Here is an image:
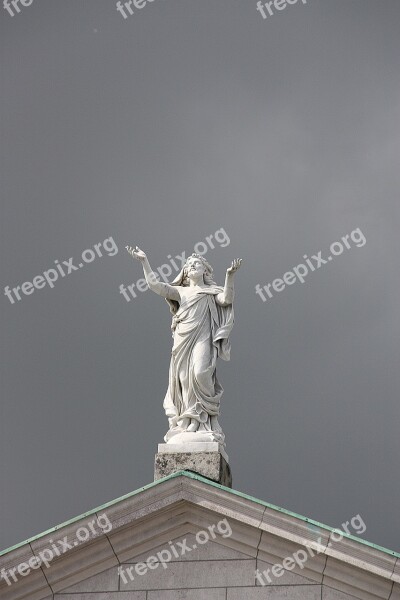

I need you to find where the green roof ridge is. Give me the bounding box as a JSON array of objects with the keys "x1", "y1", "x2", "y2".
[{"x1": 1, "y1": 470, "x2": 399, "y2": 560}]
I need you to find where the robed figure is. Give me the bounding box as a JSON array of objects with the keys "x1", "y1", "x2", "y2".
[{"x1": 126, "y1": 247, "x2": 242, "y2": 446}]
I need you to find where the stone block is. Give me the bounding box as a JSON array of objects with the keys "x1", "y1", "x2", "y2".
[
  {"x1": 258, "y1": 529, "x2": 327, "y2": 583},
  {"x1": 55, "y1": 594, "x2": 145, "y2": 600},
  {"x1": 130, "y1": 532, "x2": 252, "y2": 563},
  {"x1": 0, "y1": 544, "x2": 52, "y2": 600},
  {"x1": 57, "y1": 566, "x2": 118, "y2": 593},
  {"x1": 147, "y1": 590, "x2": 226, "y2": 600},
  {"x1": 322, "y1": 586, "x2": 364, "y2": 600},
  {"x1": 392, "y1": 559, "x2": 400, "y2": 584},
  {"x1": 390, "y1": 583, "x2": 400, "y2": 600},
  {"x1": 227, "y1": 585, "x2": 322, "y2": 599},
  {"x1": 158, "y1": 442, "x2": 229, "y2": 463},
  {"x1": 120, "y1": 558, "x2": 255, "y2": 590},
  {"x1": 256, "y1": 558, "x2": 317, "y2": 586},
  {"x1": 323, "y1": 557, "x2": 393, "y2": 600},
  {"x1": 154, "y1": 447, "x2": 232, "y2": 487}
]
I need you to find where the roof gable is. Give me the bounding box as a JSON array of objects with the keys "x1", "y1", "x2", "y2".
[{"x1": 0, "y1": 471, "x2": 399, "y2": 600}]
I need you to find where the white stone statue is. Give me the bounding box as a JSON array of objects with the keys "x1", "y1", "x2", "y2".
[{"x1": 126, "y1": 246, "x2": 242, "y2": 446}]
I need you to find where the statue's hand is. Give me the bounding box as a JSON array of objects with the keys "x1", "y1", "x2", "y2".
[
  {"x1": 227, "y1": 258, "x2": 242, "y2": 274},
  {"x1": 126, "y1": 245, "x2": 147, "y2": 262}
]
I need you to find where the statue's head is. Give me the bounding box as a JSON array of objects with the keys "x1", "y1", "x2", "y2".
[
  {"x1": 166, "y1": 253, "x2": 217, "y2": 314},
  {"x1": 181, "y1": 254, "x2": 214, "y2": 286}
]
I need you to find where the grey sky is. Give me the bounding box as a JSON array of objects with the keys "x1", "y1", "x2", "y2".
[{"x1": 1, "y1": 0, "x2": 399, "y2": 553}]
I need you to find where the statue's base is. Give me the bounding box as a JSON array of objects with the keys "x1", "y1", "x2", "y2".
[
  {"x1": 165, "y1": 430, "x2": 224, "y2": 446},
  {"x1": 154, "y1": 442, "x2": 232, "y2": 488}
]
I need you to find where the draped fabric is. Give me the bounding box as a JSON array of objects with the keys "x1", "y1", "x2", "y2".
[{"x1": 163, "y1": 285, "x2": 234, "y2": 443}]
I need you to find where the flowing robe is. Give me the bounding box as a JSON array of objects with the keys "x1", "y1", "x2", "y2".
[{"x1": 163, "y1": 285, "x2": 234, "y2": 443}]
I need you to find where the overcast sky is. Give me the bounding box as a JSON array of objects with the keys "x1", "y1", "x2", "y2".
[{"x1": 1, "y1": 0, "x2": 399, "y2": 554}]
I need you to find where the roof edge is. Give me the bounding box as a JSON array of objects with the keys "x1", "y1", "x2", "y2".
[{"x1": 1, "y1": 470, "x2": 399, "y2": 560}]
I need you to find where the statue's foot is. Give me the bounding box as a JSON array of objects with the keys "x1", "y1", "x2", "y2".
[{"x1": 187, "y1": 419, "x2": 199, "y2": 432}]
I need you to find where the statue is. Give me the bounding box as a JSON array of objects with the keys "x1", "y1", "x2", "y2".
[{"x1": 126, "y1": 246, "x2": 242, "y2": 447}]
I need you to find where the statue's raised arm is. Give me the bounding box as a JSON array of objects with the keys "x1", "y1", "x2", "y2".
[
  {"x1": 126, "y1": 245, "x2": 180, "y2": 302},
  {"x1": 215, "y1": 258, "x2": 242, "y2": 307}
]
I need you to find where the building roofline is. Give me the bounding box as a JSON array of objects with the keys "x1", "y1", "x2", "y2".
[{"x1": 1, "y1": 470, "x2": 399, "y2": 559}]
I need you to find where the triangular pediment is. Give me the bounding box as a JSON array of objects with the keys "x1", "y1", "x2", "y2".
[{"x1": 0, "y1": 471, "x2": 399, "y2": 600}]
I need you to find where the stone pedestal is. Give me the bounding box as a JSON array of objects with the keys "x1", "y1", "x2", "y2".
[{"x1": 154, "y1": 442, "x2": 232, "y2": 488}]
